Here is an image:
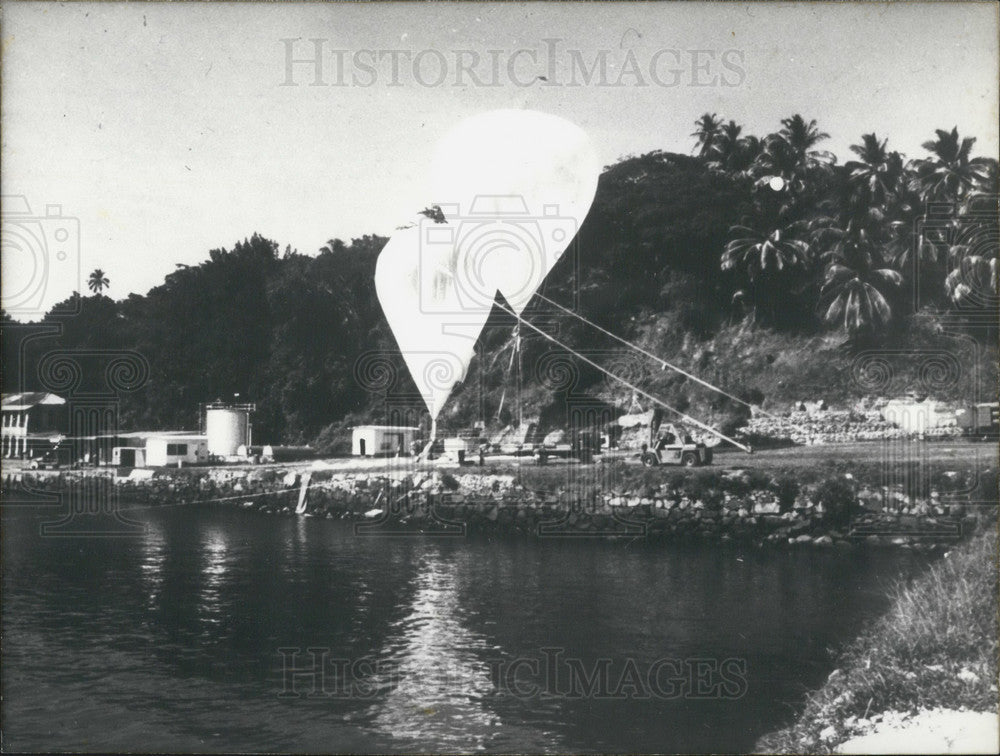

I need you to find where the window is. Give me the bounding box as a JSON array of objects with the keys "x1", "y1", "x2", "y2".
[{"x1": 166, "y1": 443, "x2": 188, "y2": 456}]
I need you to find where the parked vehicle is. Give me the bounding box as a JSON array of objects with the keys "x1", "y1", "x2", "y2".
[
  {"x1": 28, "y1": 449, "x2": 62, "y2": 470},
  {"x1": 957, "y1": 402, "x2": 1000, "y2": 439},
  {"x1": 640, "y1": 423, "x2": 713, "y2": 467}
]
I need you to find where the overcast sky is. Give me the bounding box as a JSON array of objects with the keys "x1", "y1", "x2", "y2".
[{"x1": 2, "y1": 1, "x2": 998, "y2": 318}]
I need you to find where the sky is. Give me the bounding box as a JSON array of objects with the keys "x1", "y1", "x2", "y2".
[{"x1": 2, "y1": 1, "x2": 998, "y2": 319}]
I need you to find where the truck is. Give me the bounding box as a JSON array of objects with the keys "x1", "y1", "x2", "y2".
[
  {"x1": 957, "y1": 402, "x2": 1000, "y2": 439},
  {"x1": 533, "y1": 428, "x2": 602, "y2": 464}
]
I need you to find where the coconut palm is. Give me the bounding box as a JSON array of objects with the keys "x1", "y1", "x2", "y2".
[
  {"x1": 946, "y1": 254, "x2": 998, "y2": 308},
  {"x1": 817, "y1": 232, "x2": 902, "y2": 336},
  {"x1": 845, "y1": 133, "x2": 905, "y2": 216},
  {"x1": 706, "y1": 121, "x2": 762, "y2": 176},
  {"x1": 943, "y1": 165, "x2": 999, "y2": 311},
  {"x1": 883, "y1": 186, "x2": 943, "y2": 269},
  {"x1": 691, "y1": 113, "x2": 723, "y2": 159},
  {"x1": 909, "y1": 127, "x2": 993, "y2": 203},
  {"x1": 754, "y1": 115, "x2": 835, "y2": 194},
  {"x1": 779, "y1": 115, "x2": 832, "y2": 159},
  {"x1": 87, "y1": 268, "x2": 109, "y2": 294},
  {"x1": 722, "y1": 223, "x2": 810, "y2": 322}
]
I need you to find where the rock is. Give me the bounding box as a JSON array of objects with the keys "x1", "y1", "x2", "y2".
[
  {"x1": 957, "y1": 668, "x2": 980, "y2": 684},
  {"x1": 819, "y1": 725, "x2": 838, "y2": 742}
]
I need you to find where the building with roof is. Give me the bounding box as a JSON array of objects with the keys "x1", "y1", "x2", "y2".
[
  {"x1": 351, "y1": 425, "x2": 420, "y2": 456},
  {"x1": 2, "y1": 392, "x2": 67, "y2": 459},
  {"x1": 143, "y1": 434, "x2": 209, "y2": 467}
]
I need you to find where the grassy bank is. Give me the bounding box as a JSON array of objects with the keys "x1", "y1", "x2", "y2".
[{"x1": 756, "y1": 525, "x2": 998, "y2": 753}]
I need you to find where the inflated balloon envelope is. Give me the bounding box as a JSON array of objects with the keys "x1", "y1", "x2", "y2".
[{"x1": 375, "y1": 109, "x2": 600, "y2": 429}]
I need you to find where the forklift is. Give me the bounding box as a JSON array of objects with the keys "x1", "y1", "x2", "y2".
[{"x1": 639, "y1": 410, "x2": 715, "y2": 467}]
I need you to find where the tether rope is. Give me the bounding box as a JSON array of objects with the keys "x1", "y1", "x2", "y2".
[
  {"x1": 492, "y1": 299, "x2": 753, "y2": 452},
  {"x1": 532, "y1": 291, "x2": 777, "y2": 419}
]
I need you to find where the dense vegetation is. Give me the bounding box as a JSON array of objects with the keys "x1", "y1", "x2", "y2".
[{"x1": 3, "y1": 116, "x2": 996, "y2": 447}]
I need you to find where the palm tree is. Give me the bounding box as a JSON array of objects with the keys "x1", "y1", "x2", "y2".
[
  {"x1": 722, "y1": 223, "x2": 810, "y2": 322},
  {"x1": 910, "y1": 127, "x2": 993, "y2": 203},
  {"x1": 779, "y1": 115, "x2": 832, "y2": 161},
  {"x1": 817, "y1": 232, "x2": 902, "y2": 337},
  {"x1": 946, "y1": 254, "x2": 998, "y2": 308},
  {"x1": 691, "y1": 113, "x2": 723, "y2": 159},
  {"x1": 87, "y1": 268, "x2": 109, "y2": 294},
  {"x1": 754, "y1": 115, "x2": 835, "y2": 194},
  {"x1": 706, "y1": 121, "x2": 761, "y2": 176},
  {"x1": 845, "y1": 133, "x2": 905, "y2": 217},
  {"x1": 708, "y1": 120, "x2": 741, "y2": 161}
]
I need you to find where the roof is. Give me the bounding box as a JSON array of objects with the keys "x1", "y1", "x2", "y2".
[
  {"x1": 352, "y1": 425, "x2": 421, "y2": 431},
  {"x1": 145, "y1": 434, "x2": 207, "y2": 442},
  {"x1": 1, "y1": 392, "x2": 66, "y2": 410},
  {"x1": 25, "y1": 430, "x2": 201, "y2": 442}
]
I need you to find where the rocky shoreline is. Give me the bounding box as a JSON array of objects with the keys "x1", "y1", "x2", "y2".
[
  {"x1": 4, "y1": 463, "x2": 990, "y2": 549},
  {"x1": 755, "y1": 526, "x2": 997, "y2": 753}
]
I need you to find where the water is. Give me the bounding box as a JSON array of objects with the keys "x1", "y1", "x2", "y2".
[{"x1": 2, "y1": 504, "x2": 930, "y2": 753}]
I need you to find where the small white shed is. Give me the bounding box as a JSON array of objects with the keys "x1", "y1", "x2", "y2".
[
  {"x1": 112, "y1": 446, "x2": 146, "y2": 468},
  {"x1": 145, "y1": 434, "x2": 209, "y2": 467},
  {"x1": 351, "y1": 425, "x2": 420, "y2": 456}
]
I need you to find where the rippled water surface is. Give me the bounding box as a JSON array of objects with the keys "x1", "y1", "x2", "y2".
[{"x1": 2, "y1": 504, "x2": 929, "y2": 753}]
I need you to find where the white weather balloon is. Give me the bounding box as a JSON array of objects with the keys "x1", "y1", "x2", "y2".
[
  {"x1": 375, "y1": 223, "x2": 490, "y2": 422},
  {"x1": 375, "y1": 110, "x2": 600, "y2": 426},
  {"x1": 429, "y1": 109, "x2": 601, "y2": 315}
]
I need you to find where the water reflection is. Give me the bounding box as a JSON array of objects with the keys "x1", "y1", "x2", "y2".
[
  {"x1": 1, "y1": 506, "x2": 932, "y2": 754},
  {"x1": 370, "y1": 548, "x2": 500, "y2": 751},
  {"x1": 198, "y1": 526, "x2": 230, "y2": 626},
  {"x1": 139, "y1": 516, "x2": 166, "y2": 609}
]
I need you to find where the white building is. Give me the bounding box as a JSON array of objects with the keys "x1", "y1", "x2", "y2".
[
  {"x1": 111, "y1": 446, "x2": 147, "y2": 468},
  {"x1": 2, "y1": 392, "x2": 66, "y2": 459},
  {"x1": 351, "y1": 425, "x2": 420, "y2": 456},
  {"x1": 882, "y1": 399, "x2": 958, "y2": 435},
  {"x1": 144, "y1": 434, "x2": 209, "y2": 467}
]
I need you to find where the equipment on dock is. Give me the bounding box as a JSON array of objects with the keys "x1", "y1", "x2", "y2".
[{"x1": 640, "y1": 422, "x2": 713, "y2": 467}]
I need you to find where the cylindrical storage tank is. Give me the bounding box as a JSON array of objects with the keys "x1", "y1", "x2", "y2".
[{"x1": 206, "y1": 408, "x2": 249, "y2": 457}]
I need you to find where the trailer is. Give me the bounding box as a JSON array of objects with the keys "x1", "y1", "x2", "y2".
[{"x1": 957, "y1": 402, "x2": 1000, "y2": 438}]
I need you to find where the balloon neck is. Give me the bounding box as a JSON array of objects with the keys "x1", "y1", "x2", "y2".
[{"x1": 417, "y1": 418, "x2": 438, "y2": 463}]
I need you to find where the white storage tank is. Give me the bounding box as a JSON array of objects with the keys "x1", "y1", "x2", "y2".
[{"x1": 205, "y1": 405, "x2": 252, "y2": 457}]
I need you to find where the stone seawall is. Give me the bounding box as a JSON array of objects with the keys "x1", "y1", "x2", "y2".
[{"x1": 4, "y1": 464, "x2": 990, "y2": 549}]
